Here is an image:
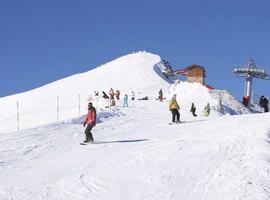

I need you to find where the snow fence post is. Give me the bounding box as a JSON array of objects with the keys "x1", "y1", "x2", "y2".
[
  {"x1": 57, "y1": 94, "x2": 59, "y2": 122},
  {"x1": 78, "y1": 94, "x2": 81, "y2": 116},
  {"x1": 17, "y1": 101, "x2": 20, "y2": 131},
  {"x1": 217, "y1": 91, "x2": 222, "y2": 113},
  {"x1": 95, "y1": 96, "x2": 99, "y2": 114},
  {"x1": 132, "y1": 98, "x2": 135, "y2": 115},
  {"x1": 108, "y1": 99, "x2": 111, "y2": 112}
]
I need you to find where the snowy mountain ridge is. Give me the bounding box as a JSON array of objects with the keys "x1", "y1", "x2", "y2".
[
  {"x1": 0, "y1": 51, "x2": 251, "y2": 133},
  {"x1": 1, "y1": 51, "x2": 270, "y2": 199}
]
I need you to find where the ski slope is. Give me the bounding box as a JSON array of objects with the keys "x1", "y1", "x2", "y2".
[
  {"x1": 0, "y1": 51, "x2": 173, "y2": 133},
  {"x1": 0, "y1": 51, "x2": 269, "y2": 199},
  {"x1": 0, "y1": 99, "x2": 270, "y2": 199},
  {"x1": 0, "y1": 51, "x2": 249, "y2": 133}
]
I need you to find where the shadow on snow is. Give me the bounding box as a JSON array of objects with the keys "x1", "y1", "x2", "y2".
[{"x1": 93, "y1": 139, "x2": 149, "y2": 144}]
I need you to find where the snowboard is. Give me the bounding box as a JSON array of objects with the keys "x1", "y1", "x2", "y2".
[
  {"x1": 168, "y1": 121, "x2": 185, "y2": 125},
  {"x1": 80, "y1": 142, "x2": 89, "y2": 145},
  {"x1": 80, "y1": 141, "x2": 102, "y2": 145},
  {"x1": 80, "y1": 142, "x2": 94, "y2": 145}
]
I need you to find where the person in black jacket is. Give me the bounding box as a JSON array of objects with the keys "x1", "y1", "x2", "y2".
[
  {"x1": 190, "y1": 103, "x2": 197, "y2": 117},
  {"x1": 158, "y1": 89, "x2": 163, "y2": 102},
  {"x1": 260, "y1": 96, "x2": 269, "y2": 112}
]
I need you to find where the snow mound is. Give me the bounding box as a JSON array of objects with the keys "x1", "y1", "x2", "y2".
[
  {"x1": 211, "y1": 90, "x2": 251, "y2": 115},
  {"x1": 168, "y1": 81, "x2": 251, "y2": 117}
]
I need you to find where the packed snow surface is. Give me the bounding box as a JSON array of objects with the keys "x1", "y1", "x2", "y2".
[
  {"x1": 1, "y1": 100, "x2": 270, "y2": 200},
  {"x1": 0, "y1": 51, "x2": 269, "y2": 199}
]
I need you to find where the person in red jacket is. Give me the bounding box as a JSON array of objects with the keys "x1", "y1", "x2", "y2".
[{"x1": 83, "y1": 102, "x2": 96, "y2": 143}]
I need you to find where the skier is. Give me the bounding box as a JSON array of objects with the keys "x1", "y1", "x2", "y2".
[
  {"x1": 259, "y1": 96, "x2": 269, "y2": 112},
  {"x1": 158, "y1": 89, "x2": 163, "y2": 102},
  {"x1": 168, "y1": 94, "x2": 180, "y2": 123},
  {"x1": 203, "y1": 103, "x2": 210, "y2": 117},
  {"x1": 190, "y1": 103, "x2": 197, "y2": 117},
  {"x1": 83, "y1": 102, "x2": 96, "y2": 143},
  {"x1": 123, "y1": 94, "x2": 129, "y2": 107}
]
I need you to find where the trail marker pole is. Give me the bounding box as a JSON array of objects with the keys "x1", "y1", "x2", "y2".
[
  {"x1": 96, "y1": 96, "x2": 99, "y2": 114},
  {"x1": 57, "y1": 95, "x2": 59, "y2": 122},
  {"x1": 78, "y1": 94, "x2": 81, "y2": 115},
  {"x1": 17, "y1": 101, "x2": 20, "y2": 131}
]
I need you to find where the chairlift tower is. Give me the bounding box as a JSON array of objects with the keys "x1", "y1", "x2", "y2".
[{"x1": 233, "y1": 59, "x2": 270, "y2": 107}]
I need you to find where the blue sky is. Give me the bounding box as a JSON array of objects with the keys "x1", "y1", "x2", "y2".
[{"x1": 0, "y1": 0, "x2": 269, "y2": 100}]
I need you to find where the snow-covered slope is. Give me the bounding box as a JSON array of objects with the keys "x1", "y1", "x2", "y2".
[
  {"x1": 1, "y1": 51, "x2": 270, "y2": 199},
  {"x1": 0, "y1": 51, "x2": 253, "y2": 134},
  {"x1": 0, "y1": 99, "x2": 270, "y2": 200},
  {"x1": 168, "y1": 81, "x2": 251, "y2": 117},
  {"x1": 0, "y1": 51, "x2": 174, "y2": 133},
  {"x1": 211, "y1": 89, "x2": 251, "y2": 115}
]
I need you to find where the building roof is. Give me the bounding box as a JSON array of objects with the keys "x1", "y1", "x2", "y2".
[{"x1": 186, "y1": 64, "x2": 205, "y2": 71}]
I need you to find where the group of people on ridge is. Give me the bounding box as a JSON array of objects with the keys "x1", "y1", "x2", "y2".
[{"x1": 100, "y1": 88, "x2": 133, "y2": 107}]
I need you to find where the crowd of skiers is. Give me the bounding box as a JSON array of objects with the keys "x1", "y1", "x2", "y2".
[
  {"x1": 83, "y1": 88, "x2": 213, "y2": 142},
  {"x1": 99, "y1": 88, "x2": 136, "y2": 108},
  {"x1": 82, "y1": 88, "x2": 268, "y2": 143}
]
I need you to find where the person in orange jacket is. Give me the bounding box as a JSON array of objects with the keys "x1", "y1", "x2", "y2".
[{"x1": 83, "y1": 102, "x2": 96, "y2": 143}]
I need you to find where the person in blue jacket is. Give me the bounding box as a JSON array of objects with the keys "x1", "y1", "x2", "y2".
[{"x1": 123, "y1": 94, "x2": 129, "y2": 107}]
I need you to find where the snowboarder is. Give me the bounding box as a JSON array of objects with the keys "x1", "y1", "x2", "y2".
[
  {"x1": 123, "y1": 94, "x2": 129, "y2": 107},
  {"x1": 168, "y1": 94, "x2": 180, "y2": 123},
  {"x1": 190, "y1": 103, "x2": 197, "y2": 117},
  {"x1": 83, "y1": 102, "x2": 96, "y2": 143},
  {"x1": 259, "y1": 96, "x2": 269, "y2": 112},
  {"x1": 203, "y1": 103, "x2": 210, "y2": 117},
  {"x1": 158, "y1": 89, "x2": 163, "y2": 102}
]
